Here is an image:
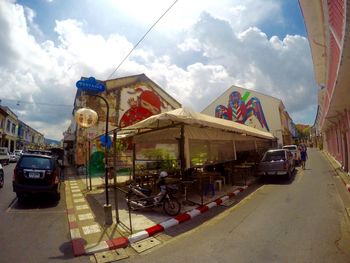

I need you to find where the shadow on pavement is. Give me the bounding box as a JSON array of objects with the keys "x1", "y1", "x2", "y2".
[{"x1": 12, "y1": 194, "x2": 60, "y2": 210}]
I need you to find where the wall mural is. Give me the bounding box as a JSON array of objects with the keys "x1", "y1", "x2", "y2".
[
  {"x1": 119, "y1": 86, "x2": 164, "y2": 128},
  {"x1": 78, "y1": 82, "x2": 170, "y2": 176},
  {"x1": 215, "y1": 91, "x2": 270, "y2": 131}
]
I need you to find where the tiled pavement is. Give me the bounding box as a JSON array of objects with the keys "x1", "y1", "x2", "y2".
[{"x1": 63, "y1": 165, "x2": 260, "y2": 258}]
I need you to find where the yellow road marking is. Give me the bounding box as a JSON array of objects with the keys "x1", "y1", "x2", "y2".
[{"x1": 295, "y1": 169, "x2": 304, "y2": 183}]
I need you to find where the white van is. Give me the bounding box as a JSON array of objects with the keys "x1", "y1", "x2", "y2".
[{"x1": 0, "y1": 147, "x2": 10, "y2": 165}]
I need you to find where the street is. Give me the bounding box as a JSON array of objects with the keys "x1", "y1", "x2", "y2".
[
  {"x1": 1, "y1": 149, "x2": 350, "y2": 263},
  {"x1": 124, "y1": 148, "x2": 350, "y2": 263},
  {"x1": 0, "y1": 163, "x2": 88, "y2": 263}
]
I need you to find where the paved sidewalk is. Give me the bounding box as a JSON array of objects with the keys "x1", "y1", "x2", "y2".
[
  {"x1": 322, "y1": 150, "x2": 350, "y2": 191},
  {"x1": 63, "y1": 165, "x2": 259, "y2": 257}
]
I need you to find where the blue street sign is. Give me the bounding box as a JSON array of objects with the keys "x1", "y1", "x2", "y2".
[
  {"x1": 76, "y1": 77, "x2": 105, "y2": 93},
  {"x1": 100, "y1": 135, "x2": 112, "y2": 149}
]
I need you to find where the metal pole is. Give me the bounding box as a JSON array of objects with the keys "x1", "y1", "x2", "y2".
[
  {"x1": 88, "y1": 140, "x2": 92, "y2": 191},
  {"x1": 89, "y1": 94, "x2": 112, "y2": 225},
  {"x1": 85, "y1": 139, "x2": 88, "y2": 190},
  {"x1": 113, "y1": 129, "x2": 119, "y2": 224},
  {"x1": 104, "y1": 100, "x2": 109, "y2": 206}
]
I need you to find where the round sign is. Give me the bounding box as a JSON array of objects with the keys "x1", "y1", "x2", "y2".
[{"x1": 75, "y1": 108, "x2": 98, "y2": 128}]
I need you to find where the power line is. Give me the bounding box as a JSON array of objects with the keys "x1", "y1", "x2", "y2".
[
  {"x1": 0, "y1": 98, "x2": 72, "y2": 108},
  {"x1": 107, "y1": 0, "x2": 179, "y2": 79}
]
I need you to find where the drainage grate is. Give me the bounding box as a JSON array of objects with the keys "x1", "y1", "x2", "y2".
[
  {"x1": 94, "y1": 249, "x2": 128, "y2": 263},
  {"x1": 221, "y1": 199, "x2": 237, "y2": 207},
  {"x1": 130, "y1": 237, "x2": 161, "y2": 253}
]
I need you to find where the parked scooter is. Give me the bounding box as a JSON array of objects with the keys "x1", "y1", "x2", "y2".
[{"x1": 125, "y1": 171, "x2": 181, "y2": 216}]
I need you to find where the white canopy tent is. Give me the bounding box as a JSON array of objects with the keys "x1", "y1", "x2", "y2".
[{"x1": 119, "y1": 108, "x2": 275, "y2": 171}]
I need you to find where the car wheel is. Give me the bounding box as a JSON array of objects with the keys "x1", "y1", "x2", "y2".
[
  {"x1": 16, "y1": 193, "x2": 25, "y2": 203},
  {"x1": 53, "y1": 192, "x2": 61, "y2": 201},
  {"x1": 286, "y1": 169, "x2": 292, "y2": 180},
  {"x1": 0, "y1": 172, "x2": 4, "y2": 188}
]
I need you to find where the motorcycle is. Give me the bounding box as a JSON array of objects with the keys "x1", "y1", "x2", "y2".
[{"x1": 125, "y1": 171, "x2": 181, "y2": 216}]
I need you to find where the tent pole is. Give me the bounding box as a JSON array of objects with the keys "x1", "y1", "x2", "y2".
[{"x1": 180, "y1": 124, "x2": 186, "y2": 179}]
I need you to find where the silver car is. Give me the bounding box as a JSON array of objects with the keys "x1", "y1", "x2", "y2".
[{"x1": 257, "y1": 149, "x2": 295, "y2": 179}]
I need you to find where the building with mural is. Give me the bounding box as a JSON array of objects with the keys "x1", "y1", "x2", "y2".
[
  {"x1": 72, "y1": 74, "x2": 182, "y2": 174},
  {"x1": 299, "y1": 0, "x2": 350, "y2": 172},
  {"x1": 201, "y1": 85, "x2": 296, "y2": 147}
]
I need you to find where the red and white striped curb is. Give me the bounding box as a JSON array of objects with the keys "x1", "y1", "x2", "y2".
[
  {"x1": 70, "y1": 179, "x2": 256, "y2": 255},
  {"x1": 127, "y1": 185, "x2": 248, "y2": 244}
]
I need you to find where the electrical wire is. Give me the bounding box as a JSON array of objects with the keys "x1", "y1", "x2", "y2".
[
  {"x1": 0, "y1": 98, "x2": 72, "y2": 108},
  {"x1": 107, "y1": 0, "x2": 179, "y2": 79}
]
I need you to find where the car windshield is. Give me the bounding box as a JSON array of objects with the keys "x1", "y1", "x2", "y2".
[
  {"x1": 262, "y1": 151, "x2": 286, "y2": 161},
  {"x1": 283, "y1": 146, "x2": 297, "y2": 151},
  {"x1": 19, "y1": 156, "x2": 52, "y2": 169}
]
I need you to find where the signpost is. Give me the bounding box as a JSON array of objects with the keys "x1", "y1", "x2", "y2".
[
  {"x1": 75, "y1": 77, "x2": 113, "y2": 226},
  {"x1": 76, "y1": 77, "x2": 105, "y2": 93}
]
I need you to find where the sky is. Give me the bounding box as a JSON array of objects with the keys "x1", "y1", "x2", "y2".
[{"x1": 0, "y1": 0, "x2": 318, "y2": 141}]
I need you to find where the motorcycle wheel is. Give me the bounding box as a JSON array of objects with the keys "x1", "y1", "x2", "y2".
[{"x1": 163, "y1": 196, "x2": 181, "y2": 216}]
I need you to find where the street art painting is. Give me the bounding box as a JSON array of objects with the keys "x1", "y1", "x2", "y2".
[
  {"x1": 215, "y1": 91, "x2": 270, "y2": 131},
  {"x1": 75, "y1": 80, "x2": 175, "y2": 176},
  {"x1": 119, "y1": 85, "x2": 165, "y2": 128}
]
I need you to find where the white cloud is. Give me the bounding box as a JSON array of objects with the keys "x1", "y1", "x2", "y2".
[{"x1": 0, "y1": 0, "x2": 316, "y2": 140}]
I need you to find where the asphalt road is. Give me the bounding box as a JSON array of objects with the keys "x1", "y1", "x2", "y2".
[
  {"x1": 126, "y1": 148, "x2": 350, "y2": 263},
  {"x1": 0, "y1": 163, "x2": 88, "y2": 263}
]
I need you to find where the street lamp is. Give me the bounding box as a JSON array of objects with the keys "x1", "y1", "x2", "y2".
[{"x1": 75, "y1": 77, "x2": 113, "y2": 225}]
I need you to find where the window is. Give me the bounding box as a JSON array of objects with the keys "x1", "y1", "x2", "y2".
[
  {"x1": 6, "y1": 120, "x2": 10, "y2": 132},
  {"x1": 19, "y1": 156, "x2": 52, "y2": 169},
  {"x1": 11, "y1": 123, "x2": 16, "y2": 134},
  {"x1": 262, "y1": 150, "x2": 286, "y2": 162}
]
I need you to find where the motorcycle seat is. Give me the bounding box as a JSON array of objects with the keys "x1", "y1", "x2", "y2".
[{"x1": 136, "y1": 186, "x2": 152, "y2": 196}]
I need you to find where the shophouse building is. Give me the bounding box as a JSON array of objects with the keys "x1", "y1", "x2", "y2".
[
  {"x1": 0, "y1": 106, "x2": 19, "y2": 152},
  {"x1": 201, "y1": 85, "x2": 296, "y2": 148},
  {"x1": 0, "y1": 107, "x2": 8, "y2": 147},
  {"x1": 299, "y1": 0, "x2": 350, "y2": 172},
  {"x1": 72, "y1": 74, "x2": 182, "y2": 169},
  {"x1": 17, "y1": 120, "x2": 45, "y2": 150}
]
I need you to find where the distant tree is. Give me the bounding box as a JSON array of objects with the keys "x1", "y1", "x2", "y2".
[{"x1": 295, "y1": 124, "x2": 311, "y2": 142}]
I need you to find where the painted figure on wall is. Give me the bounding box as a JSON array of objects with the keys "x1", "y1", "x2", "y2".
[
  {"x1": 119, "y1": 86, "x2": 164, "y2": 128},
  {"x1": 215, "y1": 91, "x2": 270, "y2": 131}
]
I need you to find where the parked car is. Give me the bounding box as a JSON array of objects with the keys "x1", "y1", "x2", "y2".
[
  {"x1": 14, "y1": 149, "x2": 23, "y2": 157},
  {"x1": 9, "y1": 153, "x2": 18, "y2": 163},
  {"x1": 0, "y1": 147, "x2": 10, "y2": 165},
  {"x1": 27, "y1": 149, "x2": 52, "y2": 156},
  {"x1": 282, "y1": 145, "x2": 300, "y2": 166},
  {"x1": 0, "y1": 163, "x2": 4, "y2": 188},
  {"x1": 13, "y1": 153, "x2": 62, "y2": 202},
  {"x1": 257, "y1": 149, "x2": 295, "y2": 179}
]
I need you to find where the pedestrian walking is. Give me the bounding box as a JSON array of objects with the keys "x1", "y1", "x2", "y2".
[{"x1": 300, "y1": 145, "x2": 308, "y2": 170}]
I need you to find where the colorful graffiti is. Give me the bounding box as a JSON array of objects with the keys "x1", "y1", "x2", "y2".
[
  {"x1": 215, "y1": 91, "x2": 270, "y2": 131},
  {"x1": 119, "y1": 86, "x2": 164, "y2": 128}
]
